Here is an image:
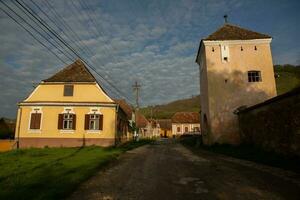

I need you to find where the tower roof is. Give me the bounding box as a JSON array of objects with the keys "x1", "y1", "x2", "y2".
[
  {"x1": 43, "y1": 59, "x2": 96, "y2": 82},
  {"x1": 205, "y1": 24, "x2": 271, "y2": 41}
]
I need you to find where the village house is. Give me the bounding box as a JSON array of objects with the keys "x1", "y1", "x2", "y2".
[
  {"x1": 15, "y1": 59, "x2": 130, "y2": 148},
  {"x1": 114, "y1": 99, "x2": 135, "y2": 141},
  {"x1": 156, "y1": 119, "x2": 172, "y2": 138},
  {"x1": 135, "y1": 112, "x2": 150, "y2": 138},
  {"x1": 195, "y1": 23, "x2": 277, "y2": 145},
  {"x1": 171, "y1": 112, "x2": 200, "y2": 137}
]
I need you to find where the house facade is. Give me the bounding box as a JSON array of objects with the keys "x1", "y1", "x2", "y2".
[
  {"x1": 15, "y1": 59, "x2": 129, "y2": 148},
  {"x1": 157, "y1": 119, "x2": 172, "y2": 138},
  {"x1": 171, "y1": 112, "x2": 200, "y2": 136},
  {"x1": 114, "y1": 99, "x2": 135, "y2": 142},
  {"x1": 195, "y1": 24, "x2": 277, "y2": 145}
]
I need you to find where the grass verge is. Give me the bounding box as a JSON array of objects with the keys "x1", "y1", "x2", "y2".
[
  {"x1": 0, "y1": 139, "x2": 152, "y2": 200},
  {"x1": 180, "y1": 136, "x2": 300, "y2": 173}
]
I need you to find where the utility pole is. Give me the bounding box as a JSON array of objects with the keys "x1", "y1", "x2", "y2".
[{"x1": 132, "y1": 81, "x2": 141, "y2": 110}]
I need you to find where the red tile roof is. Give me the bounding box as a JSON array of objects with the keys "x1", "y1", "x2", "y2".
[
  {"x1": 171, "y1": 112, "x2": 200, "y2": 123},
  {"x1": 157, "y1": 119, "x2": 172, "y2": 129},
  {"x1": 205, "y1": 24, "x2": 271, "y2": 41},
  {"x1": 114, "y1": 99, "x2": 133, "y2": 120},
  {"x1": 136, "y1": 112, "x2": 148, "y2": 128},
  {"x1": 43, "y1": 59, "x2": 96, "y2": 82}
]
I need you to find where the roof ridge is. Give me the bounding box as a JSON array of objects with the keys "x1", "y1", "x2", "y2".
[
  {"x1": 43, "y1": 59, "x2": 96, "y2": 82},
  {"x1": 205, "y1": 23, "x2": 271, "y2": 41}
]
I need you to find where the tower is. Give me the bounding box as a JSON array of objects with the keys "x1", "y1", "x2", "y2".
[{"x1": 196, "y1": 23, "x2": 277, "y2": 145}]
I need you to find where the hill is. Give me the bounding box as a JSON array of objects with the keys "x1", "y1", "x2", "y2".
[
  {"x1": 140, "y1": 65, "x2": 300, "y2": 120},
  {"x1": 140, "y1": 95, "x2": 200, "y2": 119},
  {"x1": 274, "y1": 64, "x2": 300, "y2": 95}
]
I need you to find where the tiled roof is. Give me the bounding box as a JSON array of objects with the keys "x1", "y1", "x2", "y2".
[
  {"x1": 43, "y1": 59, "x2": 96, "y2": 82},
  {"x1": 171, "y1": 112, "x2": 200, "y2": 123},
  {"x1": 205, "y1": 24, "x2": 271, "y2": 41},
  {"x1": 157, "y1": 119, "x2": 172, "y2": 129},
  {"x1": 136, "y1": 112, "x2": 148, "y2": 128},
  {"x1": 114, "y1": 99, "x2": 133, "y2": 120}
]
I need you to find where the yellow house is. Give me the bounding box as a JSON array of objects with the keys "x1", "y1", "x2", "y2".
[
  {"x1": 196, "y1": 23, "x2": 277, "y2": 145},
  {"x1": 15, "y1": 59, "x2": 129, "y2": 148}
]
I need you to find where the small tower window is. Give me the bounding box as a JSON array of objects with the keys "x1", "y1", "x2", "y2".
[
  {"x1": 241, "y1": 46, "x2": 243, "y2": 51},
  {"x1": 221, "y1": 45, "x2": 229, "y2": 63},
  {"x1": 254, "y1": 46, "x2": 257, "y2": 51},
  {"x1": 212, "y1": 47, "x2": 215, "y2": 52},
  {"x1": 248, "y1": 71, "x2": 262, "y2": 82}
]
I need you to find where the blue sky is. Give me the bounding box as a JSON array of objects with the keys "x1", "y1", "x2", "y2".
[{"x1": 0, "y1": 0, "x2": 300, "y2": 118}]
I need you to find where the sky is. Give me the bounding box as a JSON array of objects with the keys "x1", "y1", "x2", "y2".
[{"x1": 0, "y1": 0, "x2": 300, "y2": 118}]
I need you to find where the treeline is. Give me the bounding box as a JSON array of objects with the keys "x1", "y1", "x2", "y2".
[{"x1": 0, "y1": 118, "x2": 15, "y2": 139}]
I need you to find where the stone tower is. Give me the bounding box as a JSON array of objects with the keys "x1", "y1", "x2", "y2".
[{"x1": 195, "y1": 24, "x2": 277, "y2": 145}]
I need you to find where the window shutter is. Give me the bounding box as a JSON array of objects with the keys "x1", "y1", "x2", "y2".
[
  {"x1": 30, "y1": 113, "x2": 42, "y2": 129},
  {"x1": 99, "y1": 115, "x2": 103, "y2": 130},
  {"x1": 30, "y1": 113, "x2": 36, "y2": 129},
  {"x1": 58, "y1": 114, "x2": 63, "y2": 129},
  {"x1": 35, "y1": 113, "x2": 41, "y2": 129},
  {"x1": 84, "y1": 114, "x2": 90, "y2": 130},
  {"x1": 72, "y1": 114, "x2": 76, "y2": 130}
]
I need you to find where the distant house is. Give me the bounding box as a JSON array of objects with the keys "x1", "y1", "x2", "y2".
[
  {"x1": 195, "y1": 23, "x2": 277, "y2": 145},
  {"x1": 15, "y1": 59, "x2": 130, "y2": 148},
  {"x1": 157, "y1": 119, "x2": 172, "y2": 138},
  {"x1": 114, "y1": 99, "x2": 135, "y2": 141},
  {"x1": 135, "y1": 112, "x2": 149, "y2": 138},
  {"x1": 171, "y1": 112, "x2": 200, "y2": 136}
]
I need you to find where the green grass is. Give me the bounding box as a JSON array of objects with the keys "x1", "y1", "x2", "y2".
[
  {"x1": 0, "y1": 140, "x2": 152, "y2": 200},
  {"x1": 180, "y1": 136, "x2": 300, "y2": 173},
  {"x1": 274, "y1": 65, "x2": 300, "y2": 95}
]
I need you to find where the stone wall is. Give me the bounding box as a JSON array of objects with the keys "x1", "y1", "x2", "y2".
[{"x1": 237, "y1": 88, "x2": 300, "y2": 156}]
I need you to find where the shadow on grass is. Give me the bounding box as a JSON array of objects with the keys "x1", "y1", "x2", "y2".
[
  {"x1": 180, "y1": 135, "x2": 300, "y2": 174},
  {"x1": 0, "y1": 139, "x2": 152, "y2": 200}
]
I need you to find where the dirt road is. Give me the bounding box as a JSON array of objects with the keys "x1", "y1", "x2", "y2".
[{"x1": 69, "y1": 139, "x2": 300, "y2": 200}]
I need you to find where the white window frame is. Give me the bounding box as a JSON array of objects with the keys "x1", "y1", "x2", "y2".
[
  {"x1": 63, "y1": 113, "x2": 73, "y2": 130},
  {"x1": 86, "y1": 107, "x2": 102, "y2": 133},
  {"x1": 60, "y1": 107, "x2": 75, "y2": 133}
]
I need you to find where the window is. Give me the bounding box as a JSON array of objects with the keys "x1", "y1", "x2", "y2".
[
  {"x1": 30, "y1": 113, "x2": 41, "y2": 129},
  {"x1": 64, "y1": 85, "x2": 74, "y2": 96},
  {"x1": 58, "y1": 113, "x2": 76, "y2": 130},
  {"x1": 89, "y1": 115, "x2": 100, "y2": 130},
  {"x1": 221, "y1": 45, "x2": 229, "y2": 63},
  {"x1": 63, "y1": 114, "x2": 73, "y2": 129},
  {"x1": 248, "y1": 71, "x2": 262, "y2": 82},
  {"x1": 177, "y1": 127, "x2": 180, "y2": 132},
  {"x1": 184, "y1": 127, "x2": 189, "y2": 132},
  {"x1": 85, "y1": 114, "x2": 103, "y2": 131}
]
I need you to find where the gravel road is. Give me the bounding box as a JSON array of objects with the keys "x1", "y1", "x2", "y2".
[{"x1": 68, "y1": 139, "x2": 300, "y2": 200}]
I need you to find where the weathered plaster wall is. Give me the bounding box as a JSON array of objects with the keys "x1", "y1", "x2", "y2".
[
  {"x1": 238, "y1": 88, "x2": 300, "y2": 156},
  {"x1": 201, "y1": 40, "x2": 277, "y2": 145}
]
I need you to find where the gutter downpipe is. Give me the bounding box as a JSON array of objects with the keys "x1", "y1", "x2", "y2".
[{"x1": 16, "y1": 106, "x2": 22, "y2": 149}]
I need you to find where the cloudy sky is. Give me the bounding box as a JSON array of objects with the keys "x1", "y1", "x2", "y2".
[{"x1": 0, "y1": 0, "x2": 300, "y2": 118}]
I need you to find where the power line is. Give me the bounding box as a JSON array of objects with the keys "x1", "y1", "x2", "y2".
[
  {"x1": 2, "y1": 0, "x2": 134, "y2": 104},
  {"x1": 11, "y1": 0, "x2": 76, "y2": 61},
  {"x1": 0, "y1": 1, "x2": 73, "y2": 62},
  {"x1": 0, "y1": 6, "x2": 67, "y2": 66},
  {"x1": 38, "y1": 0, "x2": 133, "y2": 103}
]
